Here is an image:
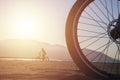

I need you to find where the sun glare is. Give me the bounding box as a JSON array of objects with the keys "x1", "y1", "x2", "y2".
[{"x1": 13, "y1": 16, "x2": 36, "y2": 39}]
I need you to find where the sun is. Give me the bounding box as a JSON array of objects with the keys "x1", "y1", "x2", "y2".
[{"x1": 13, "y1": 17, "x2": 35, "y2": 39}]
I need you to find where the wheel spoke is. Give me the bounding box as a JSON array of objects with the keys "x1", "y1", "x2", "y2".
[
  {"x1": 84, "y1": 10, "x2": 107, "y2": 31},
  {"x1": 110, "y1": 44, "x2": 119, "y2": 72},
  {"x1": 91, "y1": 40, "x2": 112, "y2": 62},
  {"x1": 111, "y1": 0, "x2": 114, "y2": 18},
  {"x1": 88, "y1": 5, "x2": 108, "y2": 25},
  {"x1": 79, "y1": 22, "x2": 106, "y2": 29},
  {"x1": 99, "y1": 0, "x2": 115, "y2": 19},
  {"x1": 85, "y1": 41, "x2": 111, "y2": 57},
  {"x1": 81, "y1": 16, "x2": 107, "y2": 25},
  {"x1": 93, "y1": 2, "x2": 110, "y2": 22},
  {"x1": 78, "y1": 28, "x2": 105, "y2": 34},
  {"x1": 116, "y1": 44, "x2": 120, "y2": 74},
  {"x1": 79, "y1": 33, "x2": 107, "y2": 43},
  {"x1": 117, "y1": 0, "x2": 120, "y2": 16},
  {"x1": 82, "y1": 34, "x2": 108, "y2": 50},
  {"x1": 98, "y1": 41, "x2": 113, "y2": 63},
  {"x1": 102, "y1": 40, "x2": 111, "y2": 70},
  {"x1": 105, "y1": 0, "x2": 110, "y2": 22},
  {"x1": 78, "y1": 35, "x2": 108, "y2": 38}
]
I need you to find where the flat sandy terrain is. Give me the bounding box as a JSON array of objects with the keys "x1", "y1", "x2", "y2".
[{"x1": 0, "y1": 60, "x2": 99, "y2": 80}]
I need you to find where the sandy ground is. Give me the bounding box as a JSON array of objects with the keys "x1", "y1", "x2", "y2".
[{"x1": 0, "y1": 60, "x2": 101, "y2": 80}]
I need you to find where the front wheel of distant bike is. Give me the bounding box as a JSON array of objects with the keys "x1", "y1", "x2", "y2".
[{"x1": 66, "y1": 0, "x2": 120, "y2": 79}]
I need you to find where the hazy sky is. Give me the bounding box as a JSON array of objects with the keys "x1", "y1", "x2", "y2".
[{"x1": 0, "y1": 0, "x2": 76, "y2": 46}]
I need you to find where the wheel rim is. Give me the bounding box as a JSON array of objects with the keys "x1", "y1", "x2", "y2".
[{"x1": 76, "y1": 0, "x2": 120, "y2": 75}]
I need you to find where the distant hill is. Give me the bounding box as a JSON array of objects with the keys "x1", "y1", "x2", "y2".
[
  {"x1": 0, "y1": 39, "x2": 115, "y2": 62},
  {"x1": 83, "y1": 49, "x2": 114, "y2": 62},
  {"x1": 0, "y1": 39, "x2": 72, "y2": 60}
]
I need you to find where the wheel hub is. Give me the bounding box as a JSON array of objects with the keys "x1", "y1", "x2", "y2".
[{"x1": 107, "y1": 19, "x2": 120, "y2": 44}]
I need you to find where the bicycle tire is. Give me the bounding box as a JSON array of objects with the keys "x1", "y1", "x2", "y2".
[{"x1": 66, "y1": 0, "x2": 120, "y2": 79}]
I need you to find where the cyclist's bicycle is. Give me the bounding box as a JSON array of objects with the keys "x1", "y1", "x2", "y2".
[{"x1": 66, "y1": 0, "x2": 120, "y2": 79}]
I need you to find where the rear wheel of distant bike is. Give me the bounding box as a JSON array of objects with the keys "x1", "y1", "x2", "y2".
[{"x1": 66, "y1": 0, "x2": 120, "y2": 79}]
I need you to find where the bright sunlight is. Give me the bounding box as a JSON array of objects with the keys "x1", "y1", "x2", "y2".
[
  {"x1": 13, "y1": 15, "x2": 36, "y2": 39},
  {"x1": 0, "y1": 0, "x2": 70, "y2": 45}
]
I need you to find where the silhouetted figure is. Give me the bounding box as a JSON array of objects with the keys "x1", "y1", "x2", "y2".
[{"x1": 39, "y1": 48, "x2": 49, "y2": 61}]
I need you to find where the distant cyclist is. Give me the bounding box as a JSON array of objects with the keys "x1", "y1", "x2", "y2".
[{"x1": 39, "y1": 48, "x2": 49, "y2": 61}]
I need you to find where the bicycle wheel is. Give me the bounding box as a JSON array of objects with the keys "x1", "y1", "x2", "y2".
[{"x1": 66, "y1": 0, "x2": 120, "y2": 79}]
